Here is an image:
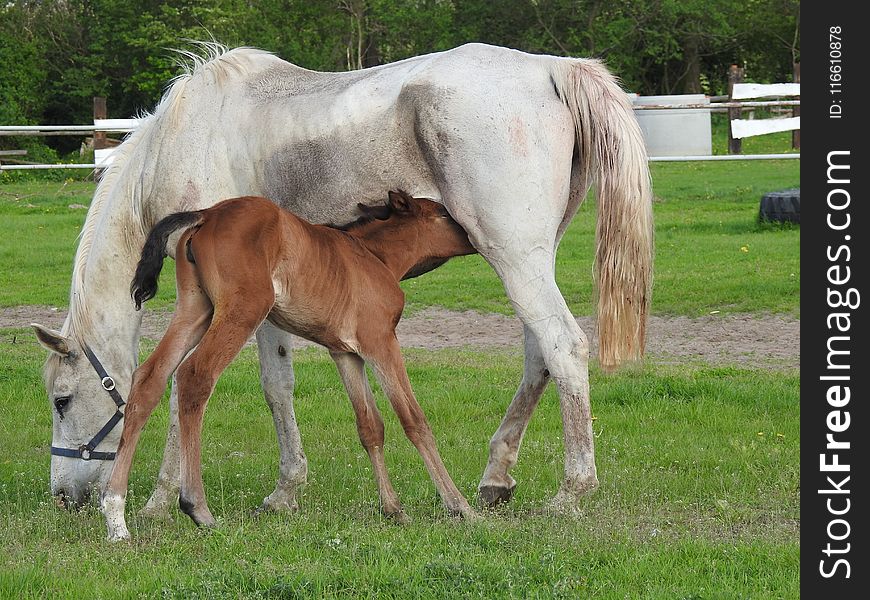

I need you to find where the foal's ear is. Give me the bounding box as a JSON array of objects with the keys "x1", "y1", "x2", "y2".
[
  {"x1": 357, "y1": 202, "x2": 392, "y2": 220},
  {"x1": 387, "y1": 190, "x2": 416, "y2": 214},
  {"x1": 31, "y1": 323, "x2": 72, "y2": 357}
]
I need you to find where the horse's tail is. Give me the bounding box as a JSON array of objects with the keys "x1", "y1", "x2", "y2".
[
  {"x1": 552, "y1": 58, "x2": 654, "y2": 371},
  {"x1": 131, "y1": 211, "x2": 204, "y2": 310}
]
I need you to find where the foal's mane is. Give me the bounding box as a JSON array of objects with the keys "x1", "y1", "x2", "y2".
[
  {"x1": 63, "y1": 42, "x2": 272, "y2": 344},
  {"x1": 328, "y1": 190, "x2": 424, "y2": 232},
  {"x1": 327, "y1": 205, "x2": 394, "y2": 232}
]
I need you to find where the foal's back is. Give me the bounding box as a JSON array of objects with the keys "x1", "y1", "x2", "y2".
[{"x1": 182, "y1": 194, "x2": 473, "y2": 354}]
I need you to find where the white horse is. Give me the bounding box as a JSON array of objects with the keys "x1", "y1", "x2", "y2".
[{"x1": 32, "y1": 42, "x2": 652, "y2": 518}]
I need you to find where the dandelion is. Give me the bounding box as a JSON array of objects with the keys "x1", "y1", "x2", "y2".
[{"x1": 740, "y1": 245, "x2": 749, "y2": 253}]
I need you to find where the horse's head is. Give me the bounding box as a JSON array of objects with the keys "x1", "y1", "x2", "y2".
[
  {"x1": 354, "y1": 190, "x2": 477, "y2": 278},
  {"x1": 32, "y1": 323, "x2": 128, "y2": 508}
]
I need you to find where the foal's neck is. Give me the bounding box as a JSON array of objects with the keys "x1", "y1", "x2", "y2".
[{"x1": 351, "y1": 229, "x2": 427, "y2": 280}]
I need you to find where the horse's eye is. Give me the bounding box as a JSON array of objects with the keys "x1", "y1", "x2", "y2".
[{"x1": 54, "y1": 395, "x2": 71, "y2": 418}]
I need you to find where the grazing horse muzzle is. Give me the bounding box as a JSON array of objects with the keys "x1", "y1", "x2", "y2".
[{"x1": 50, "y1": 346, "x2": 126, "y2": 464}]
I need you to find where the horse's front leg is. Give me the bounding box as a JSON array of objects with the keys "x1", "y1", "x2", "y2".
[
  {"x1": 253, "y1": 320, "x2": 307, "y2": 514},
  {"x1": 139, "y1": 372, "x2": 181, "y2": 520}
]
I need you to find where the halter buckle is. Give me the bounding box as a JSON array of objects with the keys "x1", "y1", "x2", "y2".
[
  {"x1": 79, "y1": 446, "x2": 92, "y2": 461},
  {"x1": 101, "y1": 376, "x2": 116, "y2": 391}
]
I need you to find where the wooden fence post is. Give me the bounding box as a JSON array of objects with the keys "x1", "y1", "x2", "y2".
[
  {"x1": 727, "y1": 64, "x2": 744, "y2": 155},
  {"x1": 792, "y1": 62, "x2": 800, "y2": 149},
  {"x1": 93, "y1": 96, "x2": 107, "y2": 179}
]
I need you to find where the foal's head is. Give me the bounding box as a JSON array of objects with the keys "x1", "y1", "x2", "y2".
[{"x1": 349, "y1": 190, "x2": 476, "y2": 276}]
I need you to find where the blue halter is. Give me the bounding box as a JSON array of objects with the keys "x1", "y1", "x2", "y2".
[{"x1": 50, "y1": 346, "x2": 125, "y2": 461}]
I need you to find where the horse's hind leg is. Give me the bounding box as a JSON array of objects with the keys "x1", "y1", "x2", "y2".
[
  {"x1": 330, "y1": 350, "x2": 408, "y2": 523},
  {"x1": 174, "y1": 299, "x2": 272, "y2": 527},
  {"x1": 459, "y1": 225, "x2": 596, "y2": 511},
  {"x1": 432, "y1": 112, "x2": 596, "y2": 511},
  {"x1": 363, "y1": 337, "x2": 477, "y2": 520},
  {"x1": 478, "y1": 325, "x2": 549, "y2": 507},
  {"x1": 475, "y1": 234, "x2": 596, "y2": 512},
  {"x1": 253, "y1": 320, "x2": 307, "y2": 514}
]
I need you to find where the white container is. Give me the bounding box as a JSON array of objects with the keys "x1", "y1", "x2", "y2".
[{"x1": 632, "y1": 94, "x2": 712, "y2": 157}]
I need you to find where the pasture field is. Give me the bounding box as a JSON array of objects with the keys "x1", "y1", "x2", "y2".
[
  {"x1": 1, "y1": 343, "x2": 798, "y2": 598},
  {"x1": 0, "y1": 159, "x2": 799, "y2": 598}
]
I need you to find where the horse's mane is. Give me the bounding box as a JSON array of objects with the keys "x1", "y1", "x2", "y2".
[{"x1": 64, "y1": 42, "x2": 273, "y2": 343}]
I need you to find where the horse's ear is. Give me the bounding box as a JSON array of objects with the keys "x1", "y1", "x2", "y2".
[
  {"x1": 388, "y1": 190, "x2": 415, "y2": 214},
  {"x1": 32, "y1": 323, "x2": 72, "y2": 357}
]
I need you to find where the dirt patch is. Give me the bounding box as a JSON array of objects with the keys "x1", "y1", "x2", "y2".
[{"x1": 5, "y1": 305, "x2": 798, "y2": 370}]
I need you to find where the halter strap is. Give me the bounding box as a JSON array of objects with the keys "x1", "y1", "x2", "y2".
[
  {"x1": 50, "y1": 346, "x2": 126, "y2": 461},
  {"x1": 81, "y1": 345, "x2": 126, "y2": 408}
]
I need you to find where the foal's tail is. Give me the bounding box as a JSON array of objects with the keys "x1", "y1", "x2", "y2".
[
  {"x1": 131, "y1": 211, "x2": 204, "y2": 310},
  {"x1": 551, "y1": 58, "x2": 654, "y2": 371}
]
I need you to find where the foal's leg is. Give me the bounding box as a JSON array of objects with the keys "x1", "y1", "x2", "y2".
[
  {"x1": 253, "y1": 320, "x2": 307, "y2": 514},
  {"x1": 174, "y1": 301, "x2": 272, "y2": 527},
  {"x1": 364, "y1": 337, "x2": 477, "y2": 519},
  {"x1": 478, "y1": 325, "x2": 549, "y2": 507},
  {"x1": 330, "y1": 351, "x2": 408, "y2": 523},
  {"x1": 102, "y1": 290, "x2": 213, "y2": 540}
]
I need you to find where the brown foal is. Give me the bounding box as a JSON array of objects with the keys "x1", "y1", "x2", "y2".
[{"x1": 101, "y1": 191, "x2": 478, "y2": 540}]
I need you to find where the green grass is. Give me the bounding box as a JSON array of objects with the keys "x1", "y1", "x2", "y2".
[
  {"x1": 0, "y1": 335, "x2": 798, "y2": 598},
  {"x1": 0, "y1": 154, "x2": 799, "y2": 596},
  {"x1": 0, "y1": 159, "x2": 799, "y2": 316}
]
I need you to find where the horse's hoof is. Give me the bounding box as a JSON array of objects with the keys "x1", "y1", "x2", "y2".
[
  {"x1": 478, "y1": 483, "x2": 516, "y2": 507},
  {"x1": 545, "y1": 478, "x2": 598, "y2": 516},
  {"x1": 106, "y1": 525, "x2": 131, "y2": 542},
  {"x1": 138, "y1": 503, "x2": 174, "y2": 521},
  {"x1": 179, "y1": 496, "x2": 216, "y2": 527},
  {"x1": 253, "y1": 496, "x2": 300, "y2": 517},
  {"x1": 385, "y1": 509, "x2": 412, "y2": 525}
]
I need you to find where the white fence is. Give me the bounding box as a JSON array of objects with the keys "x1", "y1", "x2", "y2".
[{"x1": 1, "y1": 84, "x2": 799, "y2": 170}]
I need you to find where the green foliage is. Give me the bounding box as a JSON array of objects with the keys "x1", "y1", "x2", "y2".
[{"x1": 1, "y1": 0, "x2": 799, "y2": 127}]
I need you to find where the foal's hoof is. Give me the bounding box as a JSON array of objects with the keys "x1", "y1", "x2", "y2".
[
  {"x1": 179, "y1": 497, "x2": 216, "y2": 528},
  {"x1": 448, "y1": 504, "x2": 482, "y2": 522},
  {"x1": 255, "y1": 486, "x2": 302, "y2": 516},
  {"x1": 478, "y1": 483, "x2": 516, "y2": 508}
]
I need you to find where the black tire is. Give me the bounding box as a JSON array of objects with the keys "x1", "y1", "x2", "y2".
[{"x1": 759, "y1": 188, "x2": 800, "y2": 224}]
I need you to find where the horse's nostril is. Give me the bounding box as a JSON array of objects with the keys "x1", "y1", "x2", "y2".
[
  {"x1": 54, "y1": 487, "x2": 91, "y2": 510},
  {"x1": 54, "y1": 489, "x2": 70, "y2": 509}
]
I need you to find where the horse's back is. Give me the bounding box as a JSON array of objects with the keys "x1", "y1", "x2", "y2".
[{"x1": 135, "y1": 44, "x2": 579, "y2": 229}]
